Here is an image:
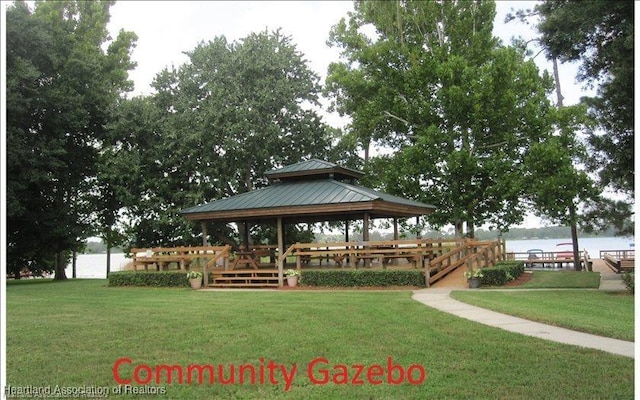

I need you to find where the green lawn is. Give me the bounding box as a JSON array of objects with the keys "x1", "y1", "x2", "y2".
[
  {"x1": 451, "y1": 290, "x2": 634, "y2": 341},
  {"x1": 5, "y1": 280, "x2": 634, "y2": 399},
  {"x1": 514, "y1": 271, "x2": 601, "y2": 288}
]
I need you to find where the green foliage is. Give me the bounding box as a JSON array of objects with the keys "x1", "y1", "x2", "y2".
[
  {"x1": 284, "y1": 269, "x2": 301, "y2": 277},
  {"x1": 107, "y1": 30, "x2": 334, "y2": 249},
  {"x1": 326, "y1": 1, "x2": 557, "y2": 236},
  {"x1": 6, "y1": 1, "x2": 136, "y2": 278},
  {"x1": 185, "y1": 270, "x2": 203, "y2": 280},
  {"x1": 621, "y1": 273, "x2": 634, "y2": 295},
  {"x1": 301, "y1": 269, "x2": 425, "y2": 287},
  {"x1": 479, "y1": 268, "x2": 509, "y2": 286},
  {"x1": 536, "y1": 0, "x2": 634, "y2": 203},
  {"x1": 463, "y1": 269, "x2": 484, "y2": 279},
  {"x1": 107, "y1": 271, "x2": 189, "y2": 287},
  {"x1": 479, "y1": 261, "x2": 525, "y2": 286}
]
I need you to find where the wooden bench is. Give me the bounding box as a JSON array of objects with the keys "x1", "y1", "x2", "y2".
[
  {"x1": 131, "y1": 246, "x2": 231, "y2": 271},
  {"x1": 296, "y1": 249, "x2": 347, "y2": 268}
]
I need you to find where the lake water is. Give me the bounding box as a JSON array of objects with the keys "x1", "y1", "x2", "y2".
[
  {"x1": 505, "y1": 236, "x2": 634, "y2": 258},
  {"x1": 66, "y1": 236, "x2": 634, "y2": 279},
  {"x1": 64, "y1": 253, "x2": 129, "y2": 279}
]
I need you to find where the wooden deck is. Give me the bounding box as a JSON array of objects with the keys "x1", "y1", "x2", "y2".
[
  {"x1": 507, "y1": 250, "x2": 583, "y2": 269},
  {"x1": 600, "y1": 250, "x2": 635, "y2": 273},
  {"x1": 127, "y1": 239, "x2": 508, "y2": 288}
]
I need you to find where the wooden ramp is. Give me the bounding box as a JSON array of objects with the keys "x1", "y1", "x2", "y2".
[{"x1": 209, "y1": 269, "x2": 279, "y2": 288}]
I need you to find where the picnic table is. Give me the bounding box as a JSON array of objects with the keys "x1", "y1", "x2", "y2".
[{"x1": 230, "y1": 251, "x2": 259, "y2": 270}]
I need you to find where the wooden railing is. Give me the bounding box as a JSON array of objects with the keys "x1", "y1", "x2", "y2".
[
  {"x1": 603, "y1": 253, "x2": 635, "y2": 273},
  {"x1": 279, "y1": 238, "x2": 505, "y2": 287},
  {"x1": 506, "y1": 249, "x2": 584, "y2": 269},
  {"x1": 131, "y1": 245, "x2": 232, "y2": 286},
  {"x1": 428, "y1": 240, "x2": 506, "y2": 286},
  {"x1": 600, "y1": 249, "x2": 635, "y2": 259},
  {"x1": 280, "y1": 239, "x2": 463, "y2": 268}
]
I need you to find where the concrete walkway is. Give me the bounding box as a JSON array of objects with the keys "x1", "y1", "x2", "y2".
[
  {"x1": 413, "y1": 259, "x2": 634, "y2": 358},
  {"x1": 412, "y1": 288, "x2": 634, "y2": 358}
]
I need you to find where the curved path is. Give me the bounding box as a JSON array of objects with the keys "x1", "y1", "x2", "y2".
[{"x1": 414, "y1": 260, "x2": 634, "y2": 358}]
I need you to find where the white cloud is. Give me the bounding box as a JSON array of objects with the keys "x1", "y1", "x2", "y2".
[{"x1": 108, "y1": 1, "x2": 354, "y2": 96}]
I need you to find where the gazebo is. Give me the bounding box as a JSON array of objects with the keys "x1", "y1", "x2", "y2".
[{"x1": 180, "y1": 159, "x2": 437, "y2": 285}]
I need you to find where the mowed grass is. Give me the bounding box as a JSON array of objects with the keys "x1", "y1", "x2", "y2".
[
  {"x1": 450, "y1": 290, "x2": 634, "y2": 341},
  {"x1": 5, "y1": 280, "x2": 634, "y2": 399},
  {"x1": 516, "y1": 271, "x2": 601, "y2": 288}
]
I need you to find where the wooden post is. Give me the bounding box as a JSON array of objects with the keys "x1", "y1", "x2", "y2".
[
  {"x1": 345, "y1": 220, "x2": 350, "y2": 265},
  {"x1": 363, "y1": 213, "x2": 370, "y2": 241},
  {"x1": 424, "y1": 256, "x2": 430, "y2": 288},
  {"x1": 201, "y1": 222, "x2": 209, "y2": 286},
  {"x1": 277, "y1": 217, "x2": 284, "y2": 287},
  {"x1": 363, "y1": 213, "x2": 370, "y2": 267},
  {"x1": 393, "y1": 218, "x2": 399, "y2": 240},
  {"x1": 243, "y1": 222, "x2": 250, "y2": 251},
  {"x1": 201, "y1": 222, "x2": 208, "y2": 246}
]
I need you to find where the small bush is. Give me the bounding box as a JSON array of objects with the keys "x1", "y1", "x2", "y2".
[
  {"x1": 301, "y1": 270, "x2": 425, "y2": 287},
  {"x1": 479, "y1": 268, "x2": 508, "y2": 286},
  {"x1": 495, "y1": 261, "x2": 525, "y2": 279},
  {"x1": 479, "y1": 261, "x2": 525, "y2": 286},
  {"x1": 621, "y1": 272, "x2": 634, "y2": 294},
  {"x1": 108, "y1": 271, "x2": 189, "y2": 287}
]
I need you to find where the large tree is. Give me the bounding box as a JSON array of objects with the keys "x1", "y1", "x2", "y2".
[
  {"x1": 6, "y1": 1, "x2": 136, "y2": 279},
  {"x1": 110, "y1": 30, "x2": 334, "y2": 248},
  {"x1": 536, "y1": 0, "x2": 634, "y2": 199},
  {"x1": 326, "y1": 0, "x2": 556, "y2": 237}
]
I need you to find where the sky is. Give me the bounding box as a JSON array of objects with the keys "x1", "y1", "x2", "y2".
[
  {"x1": 106, "y1": 1, "x2": 590, "y2": 129},
  {"x1": 104, "y1": 0, "x2": 590, "y2": 229},
  {"x1": 1, "y1": 0, "x2": 593, "y2": 229}
]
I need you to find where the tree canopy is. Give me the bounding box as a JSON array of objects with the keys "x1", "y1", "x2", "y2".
[
  {"x1": 536, "y1": 0, "x2": 634, "y2": 199},
  {"x1": 6, "y1": 0, "x2": 137, "y2": 279},
  {"x1": 106, "y1": 30, "x2": 335, "y2": 249},
  {"x1": 326, "y1": 0, "x2": 557, "y2": 237}
]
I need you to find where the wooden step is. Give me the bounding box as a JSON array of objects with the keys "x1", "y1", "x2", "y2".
[
  {"x1": 214, "y1": 276, "x2": 279, "y2": 281},
  {"x1": 208, "y1": 283, "x2": 279, "y2": 288}
]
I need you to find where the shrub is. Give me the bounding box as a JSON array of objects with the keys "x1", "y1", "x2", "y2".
[
  {"x1": 301, "y1": 270, "x2": 425, "y2": 287},
  {"x1": 495, "y1": 261, "x2": 525, "y2": 280},
  {"x1": 108, "y1": 271, "x2": 189, "y2": 287},
  {"x1": 479, "y1": 261, "x2": 525, "y2": 287},
  {"x1": 479, "y1": 268, "x2": 508, "y2": 286},
  {"x1": 621, "y1": 272, "x2": 634, "y2": 294}
]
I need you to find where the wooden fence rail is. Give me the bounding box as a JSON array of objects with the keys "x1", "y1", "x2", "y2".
[
  {"x1": 280, "y1": 238, "x2": 506, "y2": 287},
  {"x1": 131, "y1": 245, "x2": 232, "y2": 286}
]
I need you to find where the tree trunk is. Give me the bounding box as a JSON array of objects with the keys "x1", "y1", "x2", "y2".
[
  {"x1": 454, "y1": 220, "x2": 464, "y2": 238},
  {"x1": 106, "y1": 244, "x2": 111, "y2": 276},
  {"x1": 54, "y1": 252, "x2": 68, "y2": 280},
  {"x1": 72, "y1": 250, "x2": 77, "y2": 279},
  {"x1": 569, "y1": 204, "x2": 581, "y2": 271},
  {"x1": 554, "y1": 56, "x2": 581, "y2": 271},
  {"x1": 466, "y1": 210, "x2": 475, "y2": 238}
]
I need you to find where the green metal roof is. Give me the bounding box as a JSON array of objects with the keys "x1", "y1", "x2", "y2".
[
  {"x1": 265, "y1": 159, "x2": 364, "y2": 181},
  {"x1": 181, "y1": 178, "x2": 435, "y2": 222}
]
